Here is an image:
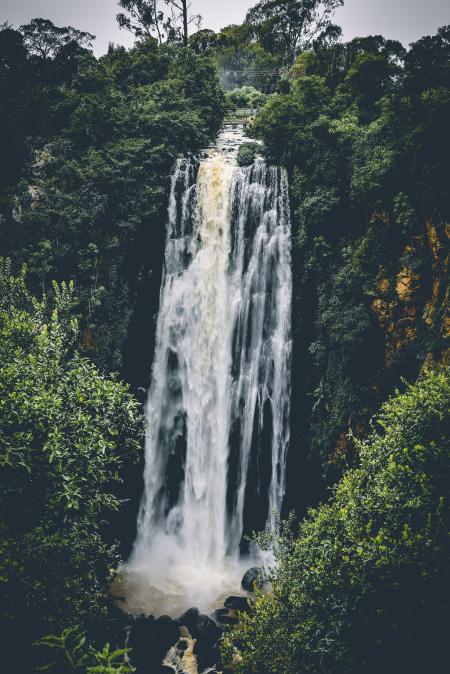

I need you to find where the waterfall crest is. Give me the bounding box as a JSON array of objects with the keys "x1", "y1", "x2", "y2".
[{"x1": 126, "y1": 130, "x2": 292, "y2": 616}]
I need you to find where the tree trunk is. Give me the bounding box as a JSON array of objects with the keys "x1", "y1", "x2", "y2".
[{"x1": 182, "y1": 0, "x2": 188, "y2": 46}]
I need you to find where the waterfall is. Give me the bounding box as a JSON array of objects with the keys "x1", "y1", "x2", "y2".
[{"x1": 126, "y1": 130, "x2": 292, "y2": 617}]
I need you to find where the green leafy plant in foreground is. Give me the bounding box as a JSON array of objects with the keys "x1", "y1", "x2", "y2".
[
  {"x1": 223, "y1": 367, "x2": 450, "y2": 673},
  {"x1": 0, "y1": 259, "x2": 143, "y2": 668},
  {"x1": 36, "y1": 625, "x2": 134, "y2": 673}
]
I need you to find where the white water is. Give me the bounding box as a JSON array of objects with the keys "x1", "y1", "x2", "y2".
[{"x1": 124, "y1": 129, "x2": 292, "y2": 617}]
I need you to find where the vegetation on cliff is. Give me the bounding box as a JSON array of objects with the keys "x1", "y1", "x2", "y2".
[
  {"x1": 247, "y1": 27, "x2": 450, "y2": 498},
  {"x1": 0, "y1": 21, "x2": 225, "y2": 374},
  {"x1": 224, "y1": 367, "x2": 450, "y2": 673},
  {"x1": 0, "y1": 260, "x2": 143, "y2": 669}
]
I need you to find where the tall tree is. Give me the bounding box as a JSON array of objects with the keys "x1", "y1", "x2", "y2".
[
  {"x1": 19, "y1": 18, "x2": 94, "y2": 58},
  {"x1": 117, "y1": 0, "x2": 200, "y2": 45},
  {"x1": 165, "y1": 0, "x2": 201, "y2": 46},
  {"x1": 117, "y1": 0, "x2": 166, "y2": 42},
  {"x1": 246, "y1": 0, "x2": 343, "y2": 62}
]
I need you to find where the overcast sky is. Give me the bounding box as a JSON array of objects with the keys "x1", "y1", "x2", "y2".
[{"x1": 1, "y1": 0, "x2": 449, "y2": 55}]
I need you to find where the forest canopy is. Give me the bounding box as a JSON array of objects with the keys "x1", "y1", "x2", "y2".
[{"x1": 0, "y1": 1, "x2": 449, "y2": 673}]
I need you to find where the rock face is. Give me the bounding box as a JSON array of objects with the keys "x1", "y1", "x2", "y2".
[
  {"x1": 217, "y1": 614, "x2": 239, "y2": 625},
  {"x1": 212, "y1": 607, "x2": 230, "y2": 622},
  {"x1": 177, "y1": 606, "x2": 224, "y2": 673},
  {"x1": 178, "y1": 607, "x2": 200, "y2": 632},
  {"x1": 224, "y1": 595, "x2": 252, "y2": 612},
  {"x1": 128, "y1": 614, "x2": 180, "y2": 674},
  {"x1": 241, "y1": 566, "x2": 261, "y2": 592}
]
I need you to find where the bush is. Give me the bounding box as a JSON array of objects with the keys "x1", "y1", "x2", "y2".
[
  {"x1": 223, "y1": 367, "x2": 450, "y2": 673},
  {"x1": 36, "y1": 626, "x2": 134, "y2": 673},
  {"x1": 225, "y1": 86, "x2": 267, "y2": 110},
  {"x1": 0, "y1": 260, "x2": 143, "y2": 667},
  {"x1": 237, "y1": 142, "x2": 262, "y2": 167}
]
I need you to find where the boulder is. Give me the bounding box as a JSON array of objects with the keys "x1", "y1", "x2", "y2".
[
  {"x1": 193, "y1": 641, "x2": 221, "y2": 673},
  {"x1": 224, "y1": 595, "x2": 251, "y2": 612},
  {"x1": 154, "y1": 615, "x2": 180, "y2": 646},
  {"x1": 177, "y1": 606, "x2": 199, "y2": 632},
  {"x1": 241, "y1": 566, "x2": 261, "y2": 592},
  {"x1": 211, "y1": 607, "x2": 229, "y2": 622},
  {"x1": 193, "y1": 613, "x2": 223, "y2": 644},
  {"x1": 177, "y1": 638, "x2": 189, "y2": 651},
  {"x1": 218, "y1": 614, "x2": 239, "y2": 625},
  {"x1": 128, "y1": 614, "x2": 180, "y2": 674}
]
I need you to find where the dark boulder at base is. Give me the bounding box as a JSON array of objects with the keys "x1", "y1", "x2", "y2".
[
  {"x1": 178, "y1": 607, "x2": 223, "y2": 673},
  {"x1": 212, "y1": 607, "x2": 229, "y2": 622},
  {"x1": 128, "y1": 614, "x2": 180, "y2": 674},
  {"x1": 89, "y1": 601, "x2": 132, "y2": 650},
  {"x1": 157, "y1": 668, "x2": 174, "y2": 674},
  {"x1": 193, "y1": 641, "x2": 222, "y2": 673},
  {"x1": 177, "y1": 606, "x2": 200, "y2": 632},
  {"x1": 178, "y1": 608, "x2": 222, "y2": 645},
  {"x1": 193, "y1": 613, "x2": 223, "y2": 644},
  {"x1": 224, "y1": 595, "x2": 252, "y2": 612},
  {"x1": 218, "y1": 614, "x2": 239, "y2": 625},
  {"x1": 241, "y1": 566, "x2": 261, "y2": 592}
]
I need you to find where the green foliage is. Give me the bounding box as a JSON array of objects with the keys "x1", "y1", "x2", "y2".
[
  {"x1": 36, "y1": 625, "x2": 134, "y2": 673},
  {"x1": 117, "y1": 0, "x2": 166, "y2": 42},
  {"x1": 225, "y1": 85, "x2": 266, "y2": 110},
  {"x1": 224, "y1": 369, "x2": 450, "y2": 673},
  {"x1": 0, "y1": 260, "x2": 143, "y2": 665},
  {"x1": 20, "y1": 18, "x2": 94, "y2": 59},
  {"x1": 236, "y1": 142, "x2": 261, "y2": 167},
  {"x1": 213, "y1": 25, "x2": 281, "y2": 91},
  {"x1": 245, "y1": 0, "x2": 343, "y2": 62},
  {"x1": 251, "y1": 27, "x2": 450, "y2": 481},
  {"x1": 0, "y1": 28, "x2": 225, "y2": 373}
]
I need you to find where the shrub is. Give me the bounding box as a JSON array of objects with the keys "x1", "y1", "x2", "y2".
[
  {"x1": 237, "y1": 142, "x2": 262, "y2": 167},
  {"x1": 223, "y1": 367, "x2": 450, "y2": 673},
  {"x1": 0, "y1": 260, "x2": 143, "y2": 667}
]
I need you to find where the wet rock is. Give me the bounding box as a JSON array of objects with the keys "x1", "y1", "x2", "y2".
[
  {"x1": 128, "y1": 614, "x2": 180, "y2": 674},
  {"x1": 178, "y1": 606, "x2": 200, "y2": 632},
  {"x1": 90, "y1": 601, "x2": 131, "y2": 650},
  {"x1": 193, "y1": 613, "x2": 223, "y2": 644},
  {"x1": 155, "y1": 615, "x2": 179, "y2": 645},
  {"x1": 193, "y1": 641, "x2": 221, "y2": 673},
  {"x1": 177, "y1": 638, "x2": 189, "y2": 651},
  {"x1": 218, "y1": 614, "x2": 239, "y2": 625},
  {"x1": 127, "y1": 615, "x2": 155, "y2": 672},
  {"x1": 224, "y1": 595, "x2": 252, "y2": 612},
  {"x1": 157, "y1": 668, "x2": 173, "y2": 674},
  {"x1": 241, "y1": 566, "x2": 261, "y2": 592},
  {"x1": 212, "y1": 607, "x2": 229, "y2": 622},
  {"x1": 178, "y1": 608, "x2": 222, "y2": 645}
]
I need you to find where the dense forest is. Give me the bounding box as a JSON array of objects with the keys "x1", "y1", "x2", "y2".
[{"x1": 0, "y1": 1, "x2": 449, "y2": 673}]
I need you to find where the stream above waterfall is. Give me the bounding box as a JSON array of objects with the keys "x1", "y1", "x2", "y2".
[{"x1": 119, "y1": 128, "x2": 292, "y2": 618}]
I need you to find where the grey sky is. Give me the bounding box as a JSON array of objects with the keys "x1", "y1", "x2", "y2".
[{"x1": 1, "y1": 1, "x2": 449, "y2": 55}]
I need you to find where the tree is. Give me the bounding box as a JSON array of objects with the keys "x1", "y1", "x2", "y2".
[
  {"x1": 403, "y1": 24, "x2": 450, "y2": 91},
  {"x1": 245, "y1": 0, "x2": 343, "y2": 62},
  {"x1": 0, "y1": 260, "x2": 143, "y2": 668},
  {"x1": 20, "y1": 18, "x2": 94, "y2": 59},
  {"x1": 223, "y1": 368, "x2": 450, "y2": 673},
  {"x1": 117, "y1": 0, "x2": 201, "y2": 45},
  {"x1": 188, "y1": 28, "x2": 217, "y2": 54},
  {"x1": 165, "y1": 0, "x2": 202, "y2": 46},
  {"x1": 117, "y1": 0, "x2": 166, "y2": 42}
]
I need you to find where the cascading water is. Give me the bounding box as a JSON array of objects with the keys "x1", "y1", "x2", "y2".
[{"x1": 123, "y1": 129, "x2": 292, "y2": 617}]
